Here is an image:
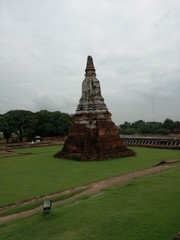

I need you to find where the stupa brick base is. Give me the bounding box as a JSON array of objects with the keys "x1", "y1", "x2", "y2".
[{"x1": 54, "y1": 56, "x2": 135, "y2": 161}]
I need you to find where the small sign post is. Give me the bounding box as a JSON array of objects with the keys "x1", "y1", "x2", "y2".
[{"x1": 43, "y1": 200, "x2": 52, "y2": 214}]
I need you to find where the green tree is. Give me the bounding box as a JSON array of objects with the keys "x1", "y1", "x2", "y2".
[
  {"x1": 119, "y1": 119, "x2": 180, "y2": 135},
  {"x1": 119, "y1": 121, "x2": 132, "y2": 130},
  {"x1": 51, "y1": 111, "x2": 72, "y2": 136},
  {"x1": 3, "y1": 110, "x2": 36, "y2": 142},
  {"x1": 155, "y1": 128, "x2": 170, "y2": 135},
  {"x1": 34, "y1": 110, "x2": 72, "y2": 137},
  {"x1": 163, "y1": 119, "x2": 175, "y2": 131},
  {"x1": 139, "y1": 121, "x2": 163, "y2": 134},
  {"x1": 132, "y1": 120, "x2": 145, "y2": 133},
  {"x1": 34, "y1": 110, "x2": 52, "y2": 137},
  {"x1": 174, "y1": 121, "x2": 180, "y2": 128},
  {"x1": 0, "y1": 116, "x2": 12, "y2": 143}
]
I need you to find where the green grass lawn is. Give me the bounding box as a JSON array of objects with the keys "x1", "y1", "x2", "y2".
[
  {"x1": 0, "y1": 146, "x2": 180, "y2": 206},
  {"x1": 0, "y1": 164, "x2": 179, "y2": 240}
]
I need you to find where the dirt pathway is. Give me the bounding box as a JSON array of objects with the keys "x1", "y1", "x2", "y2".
[{"x1": 0, "y1": 160, "x2": 179, "y2": 224}]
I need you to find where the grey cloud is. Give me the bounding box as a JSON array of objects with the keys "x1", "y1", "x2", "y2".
[
  {"x1": 32, "y1": 94, "x2": 76, "y2": 113},
  {"x1": 0, "y1": 0, "x2": 180, "y2": 124}
]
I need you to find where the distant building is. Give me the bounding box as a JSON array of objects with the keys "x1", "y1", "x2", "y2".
[{"x1": 34, "y1": 136, "x2": 42, "y2": 143}]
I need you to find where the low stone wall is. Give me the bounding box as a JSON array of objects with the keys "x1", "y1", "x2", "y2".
[{"x1": 122, "y1": 136, "x2": 180, "y2": 150}]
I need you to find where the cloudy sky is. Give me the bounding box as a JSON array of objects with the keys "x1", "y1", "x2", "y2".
[{"x1": 0, "y1": 0, "x2": 180, "y2": 124}]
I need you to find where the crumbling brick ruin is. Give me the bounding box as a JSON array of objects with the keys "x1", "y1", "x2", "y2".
[{"x1": 54, "y1": 56, "x2": 135, "y2": 160}]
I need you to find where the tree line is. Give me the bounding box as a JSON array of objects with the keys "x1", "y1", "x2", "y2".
[
  {"x1": 119, "y1": 119, "x2": 180, "y2": 135},
  {"x1": 0, "y1": 110, "x2": 72, "y2": 143},
  {"x1": 0, "y1": 110, "x2": 179, "y2": 143}
]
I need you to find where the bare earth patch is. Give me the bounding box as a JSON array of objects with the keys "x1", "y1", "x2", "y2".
[{"x1": 0, "y1": 150, "x2": 31, "y2": 158}]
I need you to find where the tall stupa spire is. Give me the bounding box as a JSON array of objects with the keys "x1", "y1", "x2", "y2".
[
  {"x1": 77, "y1": 56, "x2": 107, "y2": 113},
  {"x1": 54, "y1": 56, "x2": 135, "y2": 161},
  {"x1": 85, "y1": 55, "x2": 96, "y2": 77}
]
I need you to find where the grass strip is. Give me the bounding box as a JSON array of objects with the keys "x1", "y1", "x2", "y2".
[{"x1": 0, "y1": 188, "x2": 86, "y2": 217}]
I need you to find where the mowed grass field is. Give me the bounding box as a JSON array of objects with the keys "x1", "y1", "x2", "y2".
[
  {"x1": 0, "y1": 163, "x2": 179, "y2": 240},
  {"x1": 0, "y1": 146, "x2": 180, "y2": 206}
]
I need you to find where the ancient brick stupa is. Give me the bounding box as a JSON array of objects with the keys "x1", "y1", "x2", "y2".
[{"x1": 54, "y1": 56, "x2": 135, "y2": 161}]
